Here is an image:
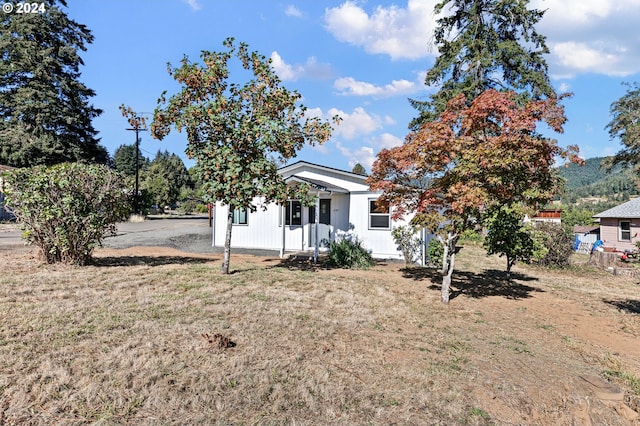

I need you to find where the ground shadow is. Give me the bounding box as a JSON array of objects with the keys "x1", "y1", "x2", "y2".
[
  {"x1": 604, "y1": 299, "x2": 640, "y2": 315},
  {"x1": 92, "y1": 255, "x2": 216, "y2": 267},
  {"x1": 402, "y1": 267, "x2": 542, "y2": 300},
  {"x1": 271, "y1": 256, "x2": 332, "y2": 272},
  {"x1": 270, "y1": 256, "x2": 393, "y2": 272}
]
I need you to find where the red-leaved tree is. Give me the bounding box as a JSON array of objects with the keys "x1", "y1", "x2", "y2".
[{"x1": 367, "y1": 90, "x2": 582, "y2": 303}]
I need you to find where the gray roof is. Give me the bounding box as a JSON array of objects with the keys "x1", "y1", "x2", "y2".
[
  {"x1": 284, "y1": 175, "x2": 349, "y2": 193},
  {"x1": 594, "y1": 197, "x2": 640, "y2": 218}
]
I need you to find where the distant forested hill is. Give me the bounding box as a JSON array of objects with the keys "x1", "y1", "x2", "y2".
[{"x1": 558, "y1": 157, "x2": 639, "y2": 206}]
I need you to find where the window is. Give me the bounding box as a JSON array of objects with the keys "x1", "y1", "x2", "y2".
[
  {"x1": 369, "y1": 199, "x2": 390, "y2": 229},
  {"x1": 619, "y1": 220, "x2": 631, "y2": 241},
  {"x1": 285, "y1": 200, "x2": 302, "y2": 226},
  {"x1": 232, "y1": 208, "x2": 248, "y2": 225}
]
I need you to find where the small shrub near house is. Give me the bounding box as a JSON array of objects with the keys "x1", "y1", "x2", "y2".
[
  {"x1": 531, "y1": 222, "x2": 574, "y2": 268},
  {"x1": 327, "y1": 230, "x2": 374, "y2": 269},
  {"x1": 427, "y1": 238, "x2": 444, "y2": 268},
  {"x1": 392, "y1": 224, "x2": 422, "y2": 267},
  {"x1": 3, "y1": 162, "x2": 130, "y2": 265}
]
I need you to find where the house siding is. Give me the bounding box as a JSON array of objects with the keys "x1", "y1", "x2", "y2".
[
  {"x1": 599, "y1": 217, "x2": 640, "y2": 251},
  {"x1": 349, "y1": 192, "x2": 411, "y2": 260},
  {"x1": 210, "y1": 161, "x2": 423, "y2": 260}
]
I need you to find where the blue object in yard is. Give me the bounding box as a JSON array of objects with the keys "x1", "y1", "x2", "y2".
[
  {"x1": 592, "y1": 240, "x2": 604, "y2": 251},
  {"x1": 573, "y1": 235, "x2": 580, "y2": 251}
]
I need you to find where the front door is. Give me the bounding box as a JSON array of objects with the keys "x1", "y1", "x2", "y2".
[{"x1": 309, "y1": 199, "x2": 331, "y2": 247}]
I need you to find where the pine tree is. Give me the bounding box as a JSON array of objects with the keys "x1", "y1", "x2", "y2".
[
  {"x1": 411, "y1": 0, "x2": 556, "y2": 127},
  {"x1": 351, "y1": 163, "x2": 367, "y2": 176},
  {"x1": 113, "y1": 144, "x2": 149, "y2": 177},
  {"x1": 0, "y1": 0, "x2": 107, "y2": 167}
]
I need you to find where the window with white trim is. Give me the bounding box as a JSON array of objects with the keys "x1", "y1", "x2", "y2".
[
  {"x1": 369, "y1": 199, "x2": 390, "y2": 229},
  {"x1": 619, "y1": 220, "x2": 631, "y2": 241},
  {"x1": 232, "y1": 208, "x2": 248, "y2": 225},
  {"x1": 285, "y1": 200, "x2": 302, "y2": 226}
]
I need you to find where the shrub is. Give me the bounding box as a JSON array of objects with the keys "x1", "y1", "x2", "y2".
[
  {"x1": 391, "y1": 225, "x2": 422, "y2": 266},
  {"x1": 3, "y1": 163, "x2": 131, "y2": 265},
  {"x1": 327, "y1": 231, "x2": 374, "y2": 269},
  {"x1": 483, "y1": 205, "x2": 535, "y2": 274},
  {"x1": 195, "y1": 203, "x2": 209, "y2": 214},
  {"x1": 178, "y1": 200, "x2": 197, "y2": 214},
  {"x1": 531, "y1": 222, "x2": 573, "y2": 268},
  {"x1": 460, "y1": 228, "x2": 484, "y2": 243},
  {"x1": 427, "y1": 238, "x2": 444, "y2": 268}
]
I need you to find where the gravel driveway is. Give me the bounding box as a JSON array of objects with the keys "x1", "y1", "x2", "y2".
[
  {"x1": 1, "y1": 215, "x2": 280, "y2": 256},
  {"x1": 102, "y1": 216, "x2": 214, "y2": 253}
]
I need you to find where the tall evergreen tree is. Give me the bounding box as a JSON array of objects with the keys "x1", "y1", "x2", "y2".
[
  {"x1": 604, "y1": 82, "x2": 640, "y2": 171},
  {"x1": 411, "y1": 0, "x2": 556, "y2": 126},
  {"x1": 351, "y1": 163, "x2": 367, "y2": 176},
  {"x1": 0, "y1": 0, "x2": 107, "y2": 167},
  {"x1": 113, "y1": 144, "x2": 149, "y2": 177}
]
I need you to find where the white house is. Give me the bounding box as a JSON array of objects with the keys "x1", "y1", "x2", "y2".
[{"x1": 211, "y1": 161, "x2": 416, "y2": 260}]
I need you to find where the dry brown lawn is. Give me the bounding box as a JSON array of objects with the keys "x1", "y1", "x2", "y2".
[{"x1": 1, "y1": 243, "x2": 639, "y2": 425}]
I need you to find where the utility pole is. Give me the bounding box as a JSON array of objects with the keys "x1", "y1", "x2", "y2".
[{"x1": 126, "y1": 117, "x2": 147, "y2": 215}]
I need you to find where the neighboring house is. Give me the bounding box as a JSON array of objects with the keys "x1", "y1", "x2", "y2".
[
  {"x1": 531, "y1": 208, "x2": 562, "y2": 224},
  {"x1": 211, "y1": 161, "x2": 416, "y2": 261},
  {"x1": 593, "y1": 198, "x2": 640, "y2": 252},
  {"x1": 0, "y1": 164, "x2": 14, "y2": 221}
]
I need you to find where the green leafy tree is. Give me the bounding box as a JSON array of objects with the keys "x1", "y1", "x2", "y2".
[
  {"x1": 368, "y1": 90, "x2": 581, "y2": 304},
  {"x1": 561, "y1": 205, "x2": 596, "y2": 229},
  {"x1": 483, "y1": 205, "x2": 534, "y2": 276},
  {"x1": 603, "y1": 82, "x2": 640, "y2": 171},
  {"x1": 411, "y1": 0, "x2": 556, "y2": 126},
  {"x1": 143, "y1": 150, "x2": 191, "y2": 208},
  {"x1": 0, "y1": 0, "x2": 107, "y2": 167},
  {"x1": 351, "y1": 163, "x2": 367, "y2": 176},
  {"x1": 2, "y1": 163, "x2": 130, "y2": 265},
  {"x1": 151, "y1": 38, "x2": 337, "y2": 274}
]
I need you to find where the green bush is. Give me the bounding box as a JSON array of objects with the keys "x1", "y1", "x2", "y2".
[
  {"x1": 391, "y1": 225, "x2": 422, "y2": 266},
  {"x1": 178, "y1": 200, "x2": 197, "y2": 214},
  {"x1": 531, "y1": 222, "x2": 573, "y2": 268},
  {"x1": 327, "y1": 232, "x2": 374, "y2": 269},
  {"x1": 427, "y1": 238, "x2": 444, "y2": 267},
  {"x1": 3, "y1": 163, "x2": 131, "y2": 265},
  {"x1": 195, "y1": 203, "x2": 209, "y2": 214}
]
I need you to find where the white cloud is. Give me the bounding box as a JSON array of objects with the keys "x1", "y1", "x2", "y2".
[
  {"x1": 336, "y1": 133, "x2": 404, "y2": 171},
  {"x1": 327, "y1": 107, "x2": 387, "y2": 140},
  {"x1": 285, "y1": 5, "x2": 304, "y2": 18},
  {"x1": 550, "y1": 42, "x2": 633, "y2": 77},
  {"x1": 182, "y1": 0, "x2": 202, "y2": 11},
  {"x1": 324, "y1": 0, "x2": 640, "y2": 78},
  {"x1": 334, "y1": 76, "x2": 419, "y2": 97},
  {"x1": 337, "y1": 143, "x2": 376, "y2": 171},
  {"x1": 324, "y1": 0, "x2": 438, "y2": 60},
  {"x1": 532, "y1": 0, "x2": 640, "y2": 77},
  {"x1": 270, "y1": 52, "x2": 332, "y2": 82}
]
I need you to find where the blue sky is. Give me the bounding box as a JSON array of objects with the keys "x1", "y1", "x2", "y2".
[{"x1": 63, "y1": 0, "x2": 640, "y2": 173}]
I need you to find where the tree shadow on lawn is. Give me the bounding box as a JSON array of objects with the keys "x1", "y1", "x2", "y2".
[
  {"x1": 402, "y1": 267, "x2": 543, "y2": 300},
  {"x1": 604, "y1": 299, "x2": 640, "y2": 315},
  {"x1": 92, "y1": 255, "x2": 216, "y2": 267}
]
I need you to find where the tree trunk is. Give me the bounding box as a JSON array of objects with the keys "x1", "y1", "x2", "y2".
[
  {"x1": 441, "y1": 250, "x2": 455, "y2": 304},
  {"x1": 439, "y1": 232, "x2": 457, "y2": 304},
  {"x1": 221, "y1": 208, "x2": 234, "y2": 274}
]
